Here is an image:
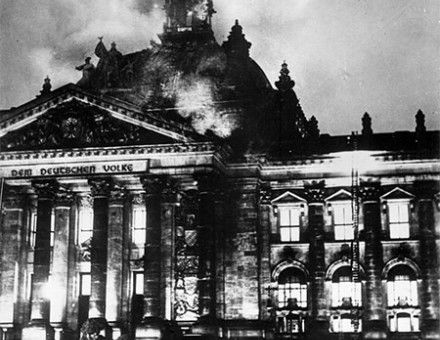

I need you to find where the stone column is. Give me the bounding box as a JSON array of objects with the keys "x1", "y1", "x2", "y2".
[
  {"x1": 23, "y1": 180, "x2": 59, "y2": 340},
  {"x1": 415, "y1": 181, "x2": 440, "y2": 339},
  {"x1": 106, "y1": 189, "x2": 126, "y2": 337},
  {"x1": 88, "y1": 178, "x2": 112, "y2": 325},
  {"x1": 0, "y1": 191, "x2": 26, "y2": 336},
  {"x1": 360, "y1": 182, "x2": 387, "y2": 339},
  {"x1": 140, "y1": 177, "x2": 162, "y2": 319},
  {"x1": 159, "y1": 178, "x2": 179, "y2": 322},
  {"x1": 191, "y1": 175, "x2": 220, "y2": 339},
  {"x1": 50, "y1": 192, "x2": 74, "y2": 336},
  {"x1": 135, "y1": 176, "x2": 181, "y2": 340},
  {"x1": 197, "y1": 175, "x2": 216, "y2": 318},
  {"x1": 305, "y1": 181, "x2": 327, "y2": 337}
]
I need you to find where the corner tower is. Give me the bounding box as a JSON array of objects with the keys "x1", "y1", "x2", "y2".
[{"x1": 161, "y1": 0, "x2": 216, "y2": 43}]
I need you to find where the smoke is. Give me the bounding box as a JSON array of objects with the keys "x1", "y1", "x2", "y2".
[
  {"x1": 1, "y1": 0, "x2": 438, "y2": 134},
  {"x1": 175, "y1": 76, "x2": 238, "y2": 138},
  {"x1": 0, "y1": 0, "x2": 164, "y2": 108}
]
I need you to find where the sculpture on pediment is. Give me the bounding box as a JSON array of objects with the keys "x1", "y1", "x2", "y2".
[
  {"x1": 94, "y1": 38, "x2": 123, "y2": 88},
  {"x1": 76, "y1": 57, "x2": 95, "y2": 89}
]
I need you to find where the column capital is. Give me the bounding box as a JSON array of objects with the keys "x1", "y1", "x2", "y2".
[
  {"x1": 258, "y1": 183, "x2": 272, "y2": 205},
  {"x1": 109, "y1": 186, "x2": 127, "y2": 205},
  {"x1": 304, "y1": 180, "x2": 326, "y2": 203},
  {"x1": 88, "y1": 178, "x2": 113, "y2": 197},
  {"x1": 140, "y1": 176, "x2": 163, "y2": 195},
  {"x1": 360, "y1": 181, "x2": 381, "y2": 202},
  {"x1": 32, "y1": 180, "x2": 59, "y2": 199},
  {"x1": 131, "y1": 192, "x2": 146, "y2": 206},
  {"x1": 54, "y1": 191, "x2": 75, "y2": 207},
  {"x1": 141, "y1": 175, "x2": 180, "y2": 202}
]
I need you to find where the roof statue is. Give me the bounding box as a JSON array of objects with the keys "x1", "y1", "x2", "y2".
[{"x1": 75, "y1": 57, "x2": 95, "y2": 89}]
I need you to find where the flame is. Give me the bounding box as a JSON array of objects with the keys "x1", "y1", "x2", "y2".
[{"x1": 175, "y1": 77, "x2": 238, "y2": 138}]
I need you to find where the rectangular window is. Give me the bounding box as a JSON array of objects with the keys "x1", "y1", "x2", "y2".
[
  {"x1": 78, "y1": 208, "x2": 93, "y2": 245},
  {"x1": 29, "y1": 211, "x2": 37, "y2": 247},
  {"x1": 388, "y1": 314, "x2": 420, "y2": 333},
  {"x1": 387, "y1": 278, "x2": 418, "y2": 307},
  {"x1": 279, "y1": 207, "x2": 301, "y2": 242},
  {"x1": 134, "y1": 272, "x2": 144, "y2": 296},
  {"x1": 132, "y1": 207, "x2": 147, "y2": 244},
  {"x1": 29, "y1": 210, "x2": 55, "y2": 248},
  {"x1": 331, "y1": 315, "x2": 362, "y2": 333},
  {"x1": 388, "y1": 201, "x2": 410, "y2": 239},
  {"x1": 80, "y1": 273, "x2": 91, "y2": 296},
  {"x1": 332, "y1": 202, "x2": 354, "y2": 241},
  {"x1": 332, "y1": 279, "x2": 362, "y2": 307},
  {"x1": 277, "y1": 316, "x2": 305, "y2": 334},
  {"x1": 278, "y1": 283, "x2": 307, "y2": 308}
]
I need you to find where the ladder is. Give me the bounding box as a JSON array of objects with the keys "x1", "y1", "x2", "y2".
[{"x1": 350, "y1": 132, "x2": 361, "y2": 334}]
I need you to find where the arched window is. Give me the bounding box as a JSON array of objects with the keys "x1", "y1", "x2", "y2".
[
  {"x1": 277, "y1": 267, "x2": 307, "y2": 309},
  {"x1": 387, "y1": 265, "x2": 418, "y2": 307},
  {"x1": 331, "y1": 266, "x2": 362, "y2": 308}
]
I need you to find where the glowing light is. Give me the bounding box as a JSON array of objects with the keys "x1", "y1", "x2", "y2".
[{"x1": 175, "y1": 78, "x2": 238, "y2": 138}]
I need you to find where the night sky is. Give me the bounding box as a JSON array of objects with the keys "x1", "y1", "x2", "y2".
[{"x1": 0, "y1": 0, "x2": 438, "y2": 135}]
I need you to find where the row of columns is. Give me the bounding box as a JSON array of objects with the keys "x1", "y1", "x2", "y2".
[
  {"x1": 259, "y1": 180, "x2": 439, "y2": 339},
  {"x1": 0, "y1": 175, "x2": 221, "y2": 340}
]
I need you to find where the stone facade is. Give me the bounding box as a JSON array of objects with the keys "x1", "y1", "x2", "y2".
[{"x1": 0, "y1": 1, "x2": 439, "y2": 339}]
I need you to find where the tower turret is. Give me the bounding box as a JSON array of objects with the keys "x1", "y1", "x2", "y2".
[{"x1": 162, "y1": 0, "x2": 215, "y2": 43}]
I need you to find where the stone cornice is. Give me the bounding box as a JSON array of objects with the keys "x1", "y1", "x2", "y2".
[{"x1": 0, "y1": 142, "x2": 219, "y2": 162}]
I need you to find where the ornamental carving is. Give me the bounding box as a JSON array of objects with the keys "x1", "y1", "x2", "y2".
[
  {"x1": 359, "y1": 181, "x2": 381, "y2": 202},
  {"x1": 304, "y1": 180, "x2": 326, "y2": 203},
  {"x1": 89, "y1": 178, "x2": 113, "y2": 197},
  {"x1": 174, "y1": 193, "x2": 200, "y2": 321},
  {"x1": 32, "y1": 180, "x2": 59, "y2": 199},
  {"x1": 0, "y1": 101, "x2": 145, "y2": 151},
  {"x1": 259, "y1": 184, "x2": 272, "y2": 204}
]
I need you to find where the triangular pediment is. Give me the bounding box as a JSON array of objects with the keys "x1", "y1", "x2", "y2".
[
  {"x1": 325, "y1": 189, "x2": 352, "y2": 201},
  {"x1": 0, "y1": 84, "x2": 198, "y2": 151},
  {"x1": 380, "y1": 187, "x2": 415, "y2": 200},
  {"x1": 271, "y1": 191, "x2": 306, "y2": 204}
]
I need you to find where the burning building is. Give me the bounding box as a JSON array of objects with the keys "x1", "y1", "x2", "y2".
[{"x1": 0, "y1": 1, "x2": 439, "y2": 339}]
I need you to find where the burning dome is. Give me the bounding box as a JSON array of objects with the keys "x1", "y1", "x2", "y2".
[{"x1": 75, "y1": 0, "x2": 315, "y2": 156}]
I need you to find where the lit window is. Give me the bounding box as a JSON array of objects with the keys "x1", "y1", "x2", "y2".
[
  {"x1": 389, "y1": 313, "x2": 419, "y2": 333},
  {"x1": 277, "y1": 314, "x2": 305, "y2": 334},
  {"x1": 331, "y1": 266, "x2": 362, "y2": 308},
  {"x1": 332, "y1": 202, "x2": 354, "y2": 241},
  {"x1": 50, "y1": 210, "x2": 55, "y2": 247},
  {"x1": 277, "y1": 268, "x2": 307, "y2": 309},
  {"x1": 388, "y1": 201, "x2": 410, "y2": 239},
  {"x1": 80, "y1": 273, "x2": 91, "y2": 296},
  {"x1": 133, "y1": 272, "x2": 144, "y2": 296},
  {"x1": 330, "y1": 314, "x2": 362, "y2": 333},
  {"x1": 29, "y1": 211, "x2": 37, "y2": 247},
  {"x1": 387, "y1": 265, "x2": 418, "y2": 307},
  {"x1": 29, "y1": 210, "x2": 55, "y2": 248},
  {"x1": 132, "y1": 206, "x2": 147, "y2": 244},
  {"x1": 78, "y1": 207, "x2": 93, "y2": 245},
  {"x1": 279, "y1": 206, "x2": 301, "y2": 242}
]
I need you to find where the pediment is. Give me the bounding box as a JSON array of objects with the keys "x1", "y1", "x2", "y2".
[
  {"x1": 380, "y1": 187, "x2": 414, "y2": 200},
  {"x1": 271, "y1": 191, "x2": 306, "y2": 204},
  {"x1": 325, "y1": 189, "x2": 352, "y2": 202},
  {"x1": 0, "y1": 84, "x2": 197, "y2": 151}
]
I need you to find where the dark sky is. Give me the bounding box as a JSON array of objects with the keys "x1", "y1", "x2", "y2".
[{"x1": 0, "y1": 0, "x2": 438, "y2": 135}]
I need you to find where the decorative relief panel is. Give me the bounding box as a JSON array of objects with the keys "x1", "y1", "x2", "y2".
[{"x1": 174, "y1": 193, "x2": 201, "y2": 321}]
